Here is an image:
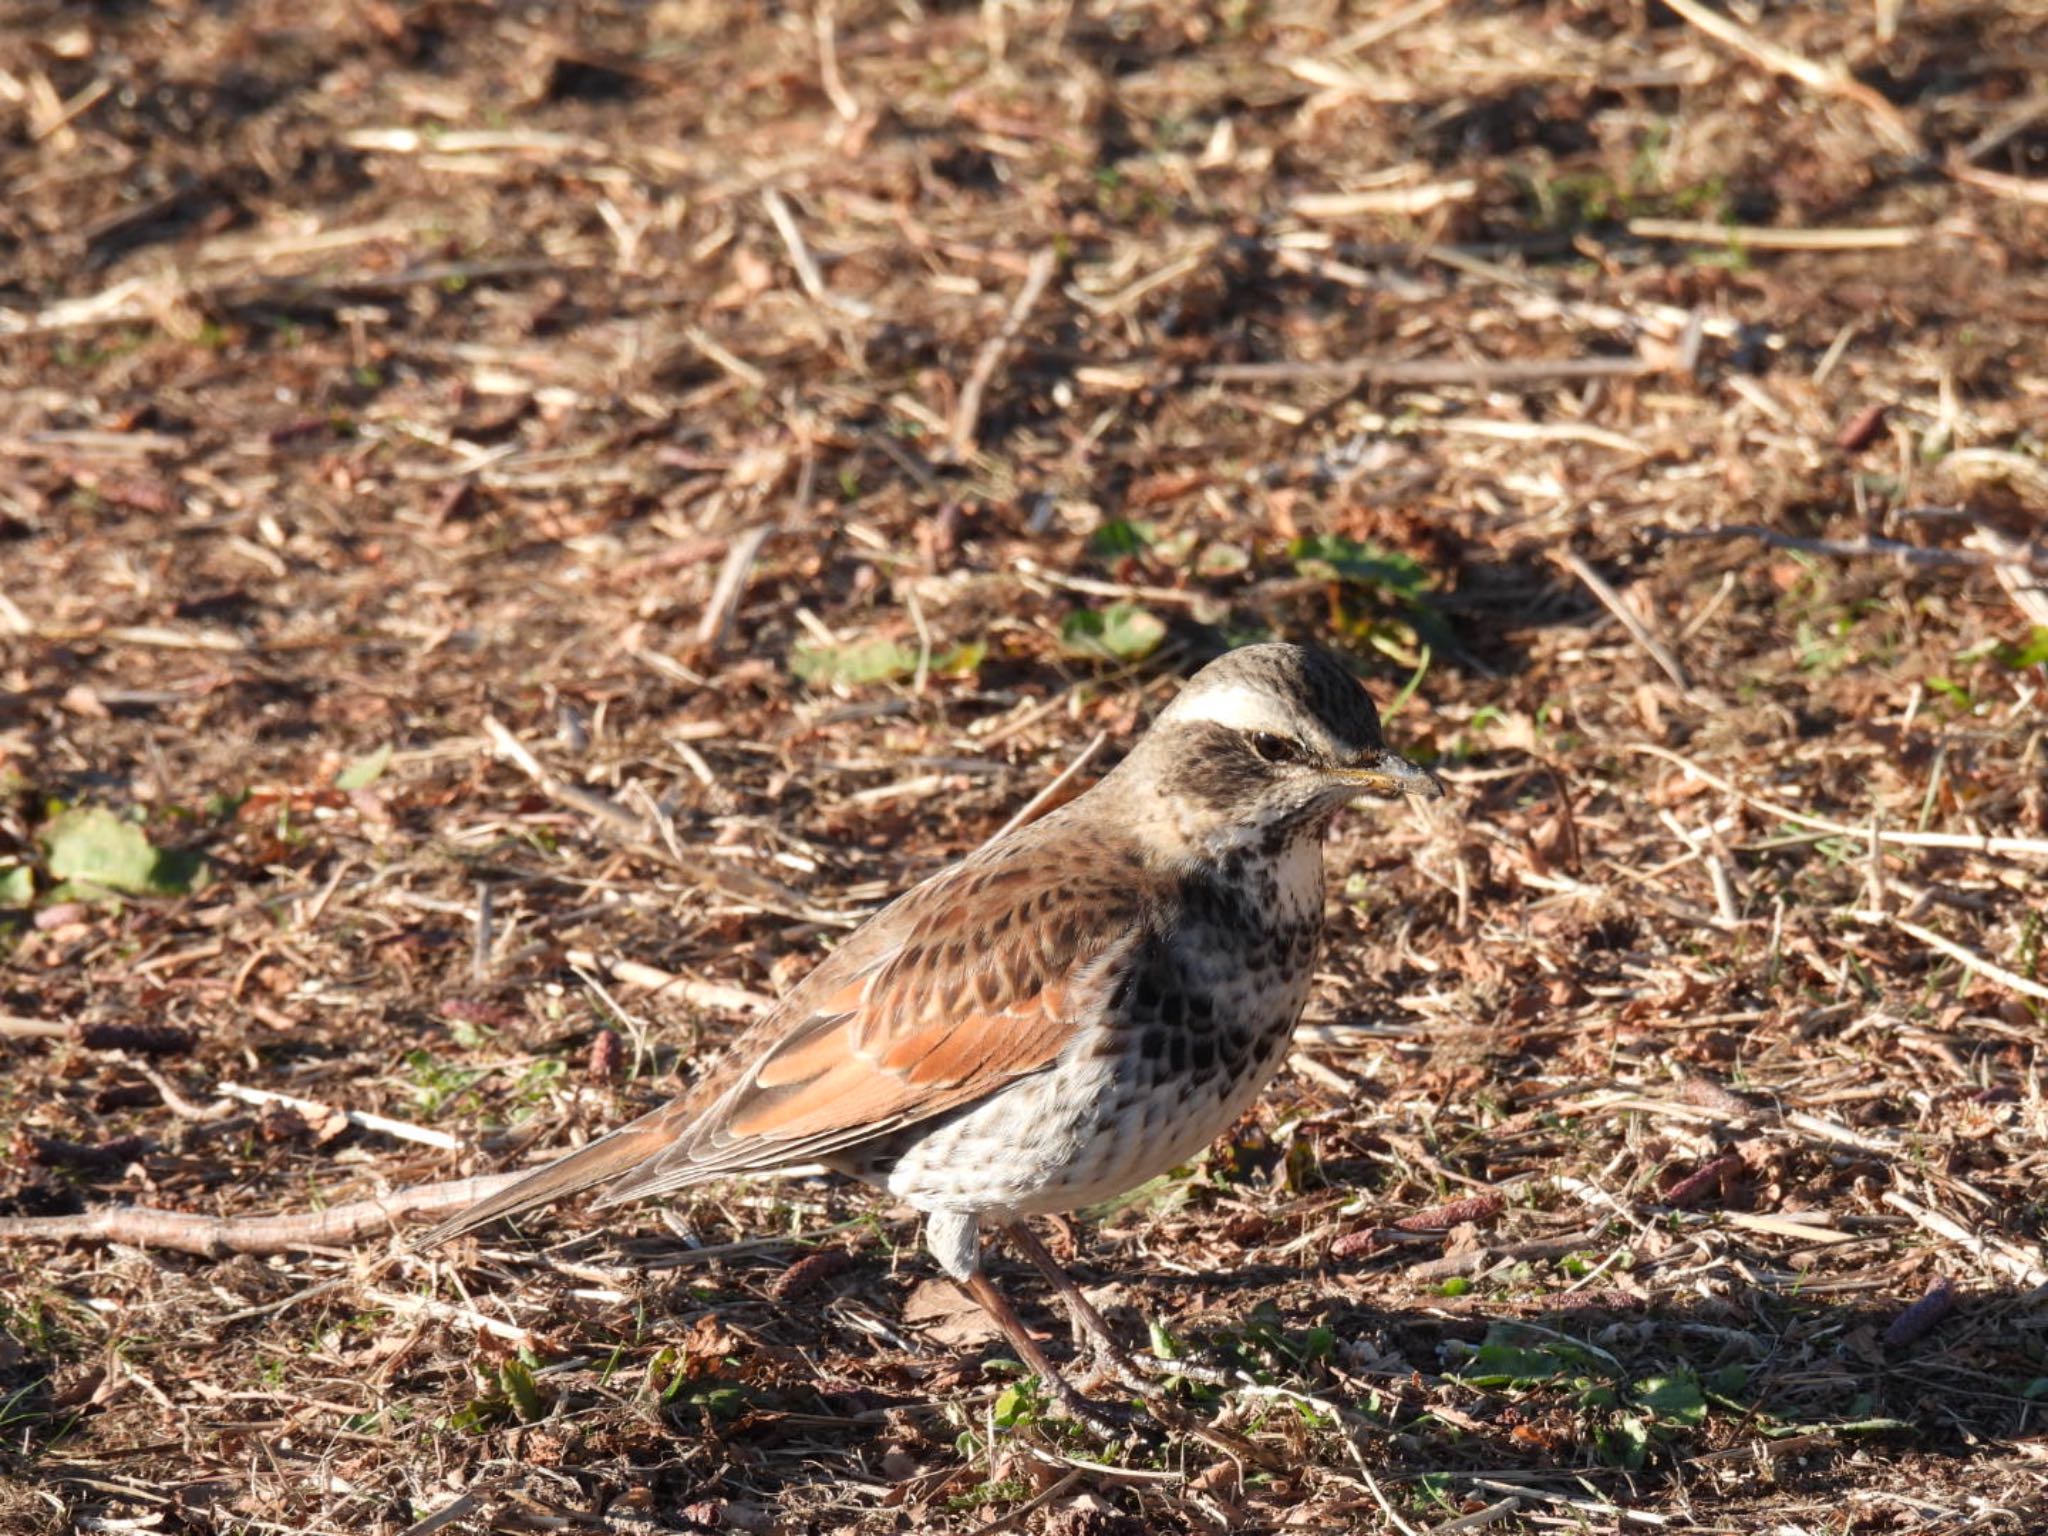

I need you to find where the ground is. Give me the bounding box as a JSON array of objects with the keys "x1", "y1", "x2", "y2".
[{"x1": 3, "y1": 1, "x2": 2047, "y2": 1532}]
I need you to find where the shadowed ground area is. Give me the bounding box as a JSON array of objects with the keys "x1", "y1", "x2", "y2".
[{"x1": 2, "y1": 0, "x2": 2046, "y2": 1531}]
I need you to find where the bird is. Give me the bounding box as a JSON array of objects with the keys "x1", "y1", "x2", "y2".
[{"x1": 420, "y1": 642, "x2": 1442, "y2": 1430}]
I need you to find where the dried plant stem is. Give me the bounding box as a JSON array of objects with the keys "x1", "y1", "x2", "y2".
[
  {"x1": 1627, "y1": 219, "x2": 1924, "y2": 251},
  {"x1": 483, "y1": 714, "x2": 843, "y2": 923},
  {"x1": 1627, "y1": 744, "x2": 2048, "y2": 860},
  {"x1": 984, "y1": 730, "x2": 1108, "y2": 845},
  {"x1": 1868, "y1": 915, "x2": 2048, "y2": 1005},
  {"x1": 762, "y1": 187, "x2": 873, "y2": 320},
  {"x1": 218, "y1": 1081, "x2": 462, "y2": 1150},
  {"x1": 1659, "y1": 522, "x2": 2048, "y2": 574},
  {"x1": 0, "y1": 1174, "x2": 522, "y2": 1257},
  {"x1": 1883, "y1": 1190, "x2": 2048, "y2": 1289},
  {"x1": 1559, "y1": 550, "x2": 1692, "y2": 692},
  {"x1": 947, "y1": 248, "x2": 1057, "y2": 461},
  {"x1": 1200, "y1": 354, "x2": 1652, "y2": 386},
  {"x1": 1659, "y1": 0, "x2": 1919, "y2": 154}
]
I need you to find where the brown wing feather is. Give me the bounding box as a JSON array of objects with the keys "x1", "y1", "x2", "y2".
[
  {"x1": 597, "y1": 838, "x2": 1149, "y2": 1202},
  {"x1": 416, "y1": 1103, "x2": 694, "y2": 1245},
  {"x1": 421, "y1": 808, "x2": 1156, "y2": 1239},
  {"x1": 726, "y1": 981, "x2": 1075, "y2": 1139}
]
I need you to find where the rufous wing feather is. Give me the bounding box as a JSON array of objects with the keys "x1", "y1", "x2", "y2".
[
  {"x1": 420, "y1": 817, "x2": 1156, "y2": 1235},
  {"x1": 416, "y1": 1104, "x2": 691, "y2": 1246}
]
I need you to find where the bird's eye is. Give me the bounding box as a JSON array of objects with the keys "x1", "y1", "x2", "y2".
[{"x1": 1249, "y1": 732, "x2": 1302, "y2": 764}]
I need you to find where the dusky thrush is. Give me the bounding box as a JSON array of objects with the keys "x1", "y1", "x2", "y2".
[{"x1": 423, "y1": 642, "x2": 1442, "y2": 1427}]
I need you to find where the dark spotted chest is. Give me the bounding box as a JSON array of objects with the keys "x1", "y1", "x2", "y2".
[{"x1": 1115, "y1": 835, "x2": 1325, "y2": 1094}]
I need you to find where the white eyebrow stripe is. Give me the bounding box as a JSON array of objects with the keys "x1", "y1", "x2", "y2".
[{"x1": 1161, "y1": 681, "x2": 1297, "y2": 736}]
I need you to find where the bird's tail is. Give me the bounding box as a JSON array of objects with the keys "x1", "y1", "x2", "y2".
[{"x1": 416, "y1": 1103, "x2": 690, "y2": 1248}]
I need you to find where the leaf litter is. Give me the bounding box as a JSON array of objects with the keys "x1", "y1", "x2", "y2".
[{"x1": 2, "y1": 0, "x2": 2047, "y2": 1532}]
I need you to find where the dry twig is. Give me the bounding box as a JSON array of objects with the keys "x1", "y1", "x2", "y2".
[{"x1": 0, "y1": 1174, "x2": 522, "y2": 1257}]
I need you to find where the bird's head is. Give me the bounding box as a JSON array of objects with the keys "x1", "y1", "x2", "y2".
[{"x1": 1118, "y1": 642, "x2": 1443, "y2": 849}]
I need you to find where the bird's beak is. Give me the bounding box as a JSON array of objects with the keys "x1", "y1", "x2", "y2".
[{"x1": 1326, "y1": 749, "x2": 1445, "y2": 802}]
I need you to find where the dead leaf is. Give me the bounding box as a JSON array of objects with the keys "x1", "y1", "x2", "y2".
[{"x1": 901, "y1": 1278, "x2": 1004, "y2": 1347}]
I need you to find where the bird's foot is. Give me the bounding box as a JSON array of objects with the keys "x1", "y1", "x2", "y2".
[
  {"x1": 1037, "y1": 1372, "x2": 1151, "y2": 1441},
  {"x1": 1083, "y1": 1341, "x2": 1240, "y2": 1392}
]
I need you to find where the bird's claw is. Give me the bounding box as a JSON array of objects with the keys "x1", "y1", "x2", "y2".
[
  {"x1": 1085, "y1": 1344, "x2": 1238, "y2": 1391},
  {"x1": 1040, "y1": 1377, "x2": 1151, "y2": 1441}
]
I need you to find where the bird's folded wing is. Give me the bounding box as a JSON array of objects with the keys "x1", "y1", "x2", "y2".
[
  {"x1": 595, "y1": 854, "x2": 1149, "y2": 1201},
  {"x1": 424, "y1": 834, "x2": 1154, "y2": 1238}
]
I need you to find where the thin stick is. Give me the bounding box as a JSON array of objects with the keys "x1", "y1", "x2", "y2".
[
  {"x1": 1882, "y1": 1190, "x2": 2048, "y2": 1288},
  {"x1": 1558, "y1": 550, "x2": 1691, "y2": 691},
  {"x1": 962, "y1": 1471, "x2": 1085, "y2": 1536},
  {"x1": 484, "y1": 715, "x2": 843, "y2": 924},
  {"x1": 0, "y1": 1174, "x2": 523, "y2": 1257},
  {"x1": 984, "y1": 731, "x2": 1109, "y2": 845},
  {"x1": 1966, "y1": 523, "x2": 2048, "y2": 627},
  {"x1": 947, "y1": 248, "x2": 1057, "y2": 461},
  {"x1": 483, "y1": 715, "x2": 643, "y2": 833},
  {"x1": 138, "y1": 1065, "x2": 236, "y2": 1123},
  {"x1": 1657, "y1": 522, "x2": 2048, "y2": 573},
  {"x1": 1627, "y1": 219, "x2": 1923, "y2": 251},
  {"x1": 472, "y1": 880, "x2": 494, "y2": 983},
  {"x1": 1947, "y1": 159, "x2": 2048, "y2": 208},
  {"x1": 1626, "y1": 743, "x2": 2048, "y2": 860},
  {"x1": 362, "y1": 1287, "x2": 531, "y2": 1343},
  {"x1": 1870, "y1": 915, "x2": 2048, "y2": 1004},
  {"x1": 681, "y1": 325, "x2": 767, "y2": 390},
  {"x1": 761, "y1": 187, "x2": 873, "y2": 319},
  {"x1": 696, "y1": 523, "x2": 775, "y2": 649},
  {"x1": 1658, "y1": 0, "x2": 1919, "y2": 154},
  {"x1": 217, "y1": 1082, "x2": 462, "y2": 1150},
  {"x1": 1200, "y1": 355, "x2": 1651, "y2": 387},
  {"x1": 1327, "y1": 0, "x2": 1457, "y2": 55},
  {"x1": 1426, "y1": 1496, "x2": 1521, "y2": 1535},
  {"x1": 1291, "y1": 181, "x2": 1476, "y2": 219},
  {"x1": 0, "y1": 1015, "x2": 67, "y2": 1039},
  {"x1": 814, "y1": 0, "x2": 861, "y2": 123},
  {"x1": 563, "y1": 950, "x2": 771, "y2": 1013}
]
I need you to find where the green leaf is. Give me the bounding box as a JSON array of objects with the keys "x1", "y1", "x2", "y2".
[
  {"x1": 1059, "y1": 602, "x2": 1166, "y2": 664},
  {"x1": 933, "y1": 640, "x2": 986, "y2": 679},
  {"x1": 992, "y1": 1383, "x2": 1033, "y2": 1427},
  {"x1": 1926, "y1": 677, "x2": 1974, "y2": 709},
  {"x1": 1707, "y1": 1362, "x2": 1751, "y2": 1398},
  {"x1": 1634, "y1": 1369, "x2": 1707, "y2": 1425},
  {"x1": 1289, "y1": 534, "x2": 1429, "y2": 599},
  {"x1": 790, "y1": 634, "x2": 918, "y2": 688},
  {"x1": 41, "y1": 806, "x2": 197, "y2": 896},
  {"x1": 1089, "y1": 519, "x2": 1154, "y2": 559},
  {"x1": 1195, "y1": 541, "x2": 1250, "y2": 577},
  {"x1": 499, "y1": 1359, "x2": 546, "y2": 1423},
  {"x1": 1457, "y1": 1325, "x2": 1606, "y2": 1388},
  {"x1": 1462, "y1": 1338, "x2": 1572, "y2": 1387},
  {"x1": 648, "y1": 1346, "x2": 685, "y2": 1401},
  {"x1": 336, "y1": 743, "x2": 393, "y2": 791},
  {"x1": 684, "y1": 1383, "x2": 747, "y2": 1420},
  {"x1": 0, "y1": 864, "x2": 31, "y2": 908},
  {"x1": 1600, "y1": 1412, "x2": 1650, "y2": 1469},
  {"x1": 1996, "y1": 627, "x2": 2048, "y2": 670}
]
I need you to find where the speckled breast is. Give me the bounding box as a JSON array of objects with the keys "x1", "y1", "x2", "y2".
[{"x1": 857, "y1": 829, "x2": 1327, "y2": 1216}]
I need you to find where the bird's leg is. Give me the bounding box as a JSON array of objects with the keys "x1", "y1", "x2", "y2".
[
  {"x1": 959, "y1": 1269, "x2": 1134, "y2": 1438},
  {"x1": 999, "y1": 1220, "x2": 1237, "y2": 1390},
  {"x1": 997, "y1": 1221, "x2": 1145, "y2": 1382}
]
